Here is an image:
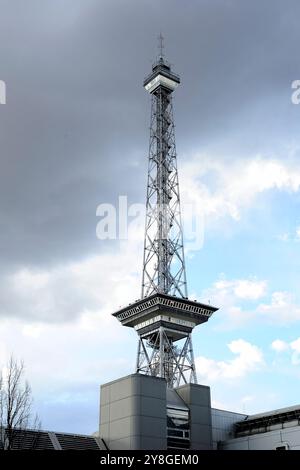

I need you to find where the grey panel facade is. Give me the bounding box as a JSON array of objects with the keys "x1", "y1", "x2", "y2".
[
  {"x1": 99, "y1": 374, "x2": 167, "y2": 450},
  {"x1": 211, "y1": 408, "x2": 247, "y2": 449},
  {"x1": 176, "y1": 383, "x2": 213, "y2": 450},
  {"x1": 221, "y1": 425, "x2": 300, "y2": 450}
]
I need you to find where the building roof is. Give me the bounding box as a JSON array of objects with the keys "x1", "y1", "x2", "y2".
[
  {"x1": 234, "y1": 404, "x2": 300, "y2": 436},
  {"x1": 246, "y1": 404, "x2": 300, "y2": 421},
  {"x1": 1, "y1": 428, "x2": 106, "y2": 450}
]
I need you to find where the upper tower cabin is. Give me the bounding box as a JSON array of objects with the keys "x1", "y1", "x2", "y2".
[{"x1": 143, "y1": 57, "x2": 180, "y2": 94}]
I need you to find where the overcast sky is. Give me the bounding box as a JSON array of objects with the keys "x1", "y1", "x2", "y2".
[{"x1": 1, "y1": 0, "x2": 300, "y2": 434}]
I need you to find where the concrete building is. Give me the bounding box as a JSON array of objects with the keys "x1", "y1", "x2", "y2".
[
  {"x1": 220, "y1": 405, "x2": 300, "y2": 450},
  {"x1": 99, "y1": 374, "x2": 212, "y2": 450},
  {"x1": 211, "y1": 408, "x2": 247, "y2": 449},
  {"x1": 99, "y1": 378, "x2": 300, "y2": 450},
  {"x1": 5, "y1": 398, "x2": 300, "y2": 450}
]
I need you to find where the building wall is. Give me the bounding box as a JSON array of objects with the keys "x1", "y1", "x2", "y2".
[
  {"x1": 176, "y1": 383, "x2": 213, "y2": 450},
  {"x1": 221, "y1": 424, "x2": 300, "y2": 450},
  {"x1": 211, "y1": 408, "x2": 246, "y2": 449},
  {"x1": 99, "y1": 374, "x2": 167, "y2": 450}
]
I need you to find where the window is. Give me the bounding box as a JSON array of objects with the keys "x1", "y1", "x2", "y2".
[
  {"x1": 167, "y1": 407, "x2": 190, "y2": 449},
  {"x1": 275, "y1": 444, "x2": 289, "y2": 450}
]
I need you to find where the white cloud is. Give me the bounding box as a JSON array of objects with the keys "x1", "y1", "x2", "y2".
[
  {"x1": 270, "y1": 337, "x2": 300, "y2": 366},
  {"x1": 214, "y1": 278, "x2": 267, "y2": 300},
  {"x1": 201, "y1": 276, "x2": 268, "y2": 328},
  {"x1": 196, "y1": 339, "x2": 264, "y2": 384},
  {"x1": 271, "y1": 339, "x2": 289, "y2": 353},
  {"x1": 22, "y1": 324, "x2": 43, "y2": 339},
  {"x1": 211, "y1": 395, "x2": 255, "y2": 415},
  {"x1": 257, "y1": 291, "x2": 300, "y2": 324},
  {"x1": 0, "y1": 240, "x2": 144, "y2": 431},
  {"x1": 278, "y1": 232, "x2": 289, "y2": 242},
  {"x1": 203, "y1": 277, "x2": 267, "y2": 312},
  {"x1": 290, "y1": 338, "x2": 300, "y2": 365},
  {"x1": 0, "y1": 307, "x2": 136, "y2": 432},
  {"x1": 0, "y1": 239, "x2": 142, "y2": 323},
  {"x1": 278, "y1": 233, "x2": 289, "y2": 242},
  {"x1": 241, "y1": 395, "x2": 255, "y2": 405},
  {"x1": 180, "y1": 153, "x2": 300, "y2": 223},
  {"x1": 278, "y1": 226, "x2": 300, "y2": 243},
  {"x1": 203, "y1": 277, "x2": 300, "y2": 328}
]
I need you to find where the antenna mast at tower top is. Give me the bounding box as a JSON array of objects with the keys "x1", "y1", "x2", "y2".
[{"x1": 158, "y1": 32, "x2": 164, "y2": 59}]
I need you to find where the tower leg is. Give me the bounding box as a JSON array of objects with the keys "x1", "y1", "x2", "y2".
[
  {"x1": 136, "y1": 330, "x2": 197, "y2": 388},
  {"x1": 159, "y1": 327, "x2": 164, "y2": 378},
  {"x1": 188, "y1": 333, "x2": 198, "y2": 384},
  {"x1": 136, "y1": 338, "x2": 142, "y2": 373}
]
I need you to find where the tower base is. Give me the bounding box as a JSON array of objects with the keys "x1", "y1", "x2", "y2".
[{"x1": 99, "y1": 374, "x2": 212, "y2": 450}]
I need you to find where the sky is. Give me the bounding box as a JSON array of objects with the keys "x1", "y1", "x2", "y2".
[{"x1": 0, "y1": 0, "x2": 300, "y2": 434}]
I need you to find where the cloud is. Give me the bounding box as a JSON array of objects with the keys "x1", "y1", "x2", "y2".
[
  {"x1": 203, "y1": 276, "x2": 267, "y2": 305},
  {"x1": 212, "y1": 395, "x2": 256, "y2": 415},
  {"x1": 196, "y1": 339, "x2": 264, "y2": 383},
  {"x1": 201, "y1": 276, "x2": 268, "y2": 328},
  {"x1": 203, "y1": 277, "x2": 300, "y2": 328},
  {"x1": 213, "y1": 278, "x2": 267, "y2": 300},
  {"x1": 0, "y1": 0, "x2": 300, "y2": 272},
  {"x1": 257, "y1": 292, "x2": 300, "y2": 324},
  {"x1": 278, "y1": 226, "x2": 300, "y2": 242},
  {"x1": 290, "y1": 338, "x2": 300, "y2": 365},
  {"x1": 0, "y1": 240, "x2": 142, "y2": 322},
  {"x1": 181, "y1": 154, "x2": 300, "y2": 224},
  {"x1": 270, "y1": 337, "x2": 300, "y2": 366},
  {"x1": 0, "y1": 313, "x2": 135, "y2": 433},
  {"x1": 271, "y1": 339, "x2": 289, "y2": 352},
  {"x1": 0, "y1": 237, "x2": 144, "y2": 432},
  {"x1": 278, "y1": 233, "x2": 289, "y2": 242}
]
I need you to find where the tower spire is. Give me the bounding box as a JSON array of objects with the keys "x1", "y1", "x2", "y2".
[{"x1": 158, "y1": 32, "x2": 164, "y2": 60}]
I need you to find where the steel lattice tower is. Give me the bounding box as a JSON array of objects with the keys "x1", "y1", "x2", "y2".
[
  {"x1": 113, "y1": 38, "x2": 218, "y2": 388},
  {"x1": 141, "y1": 50, "x2": 187, "y2": 299}
]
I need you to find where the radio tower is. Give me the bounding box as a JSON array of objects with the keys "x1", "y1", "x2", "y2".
[
  {"x1": 141, "y1": 33, "x2": 187, "y2": 299},
  {"x1": 113, "y1": 37, "x2": 218, "y2": 388}
]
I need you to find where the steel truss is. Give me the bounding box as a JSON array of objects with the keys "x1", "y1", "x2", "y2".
[
  {"x1": 141, "y1": 87, "x2": 187, "y2": 299},
  {"x1": 136, "y1": 328, "x2": 197, "y2": 388}
]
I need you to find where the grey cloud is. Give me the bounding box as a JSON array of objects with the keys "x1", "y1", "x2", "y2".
[{"x1": 0, "y1": 0, "x2": 299, "y2": 274}]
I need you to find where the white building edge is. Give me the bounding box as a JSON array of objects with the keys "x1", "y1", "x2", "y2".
[{"x1": 213, "y1": 404, "x2": 300, "y2": 450}]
